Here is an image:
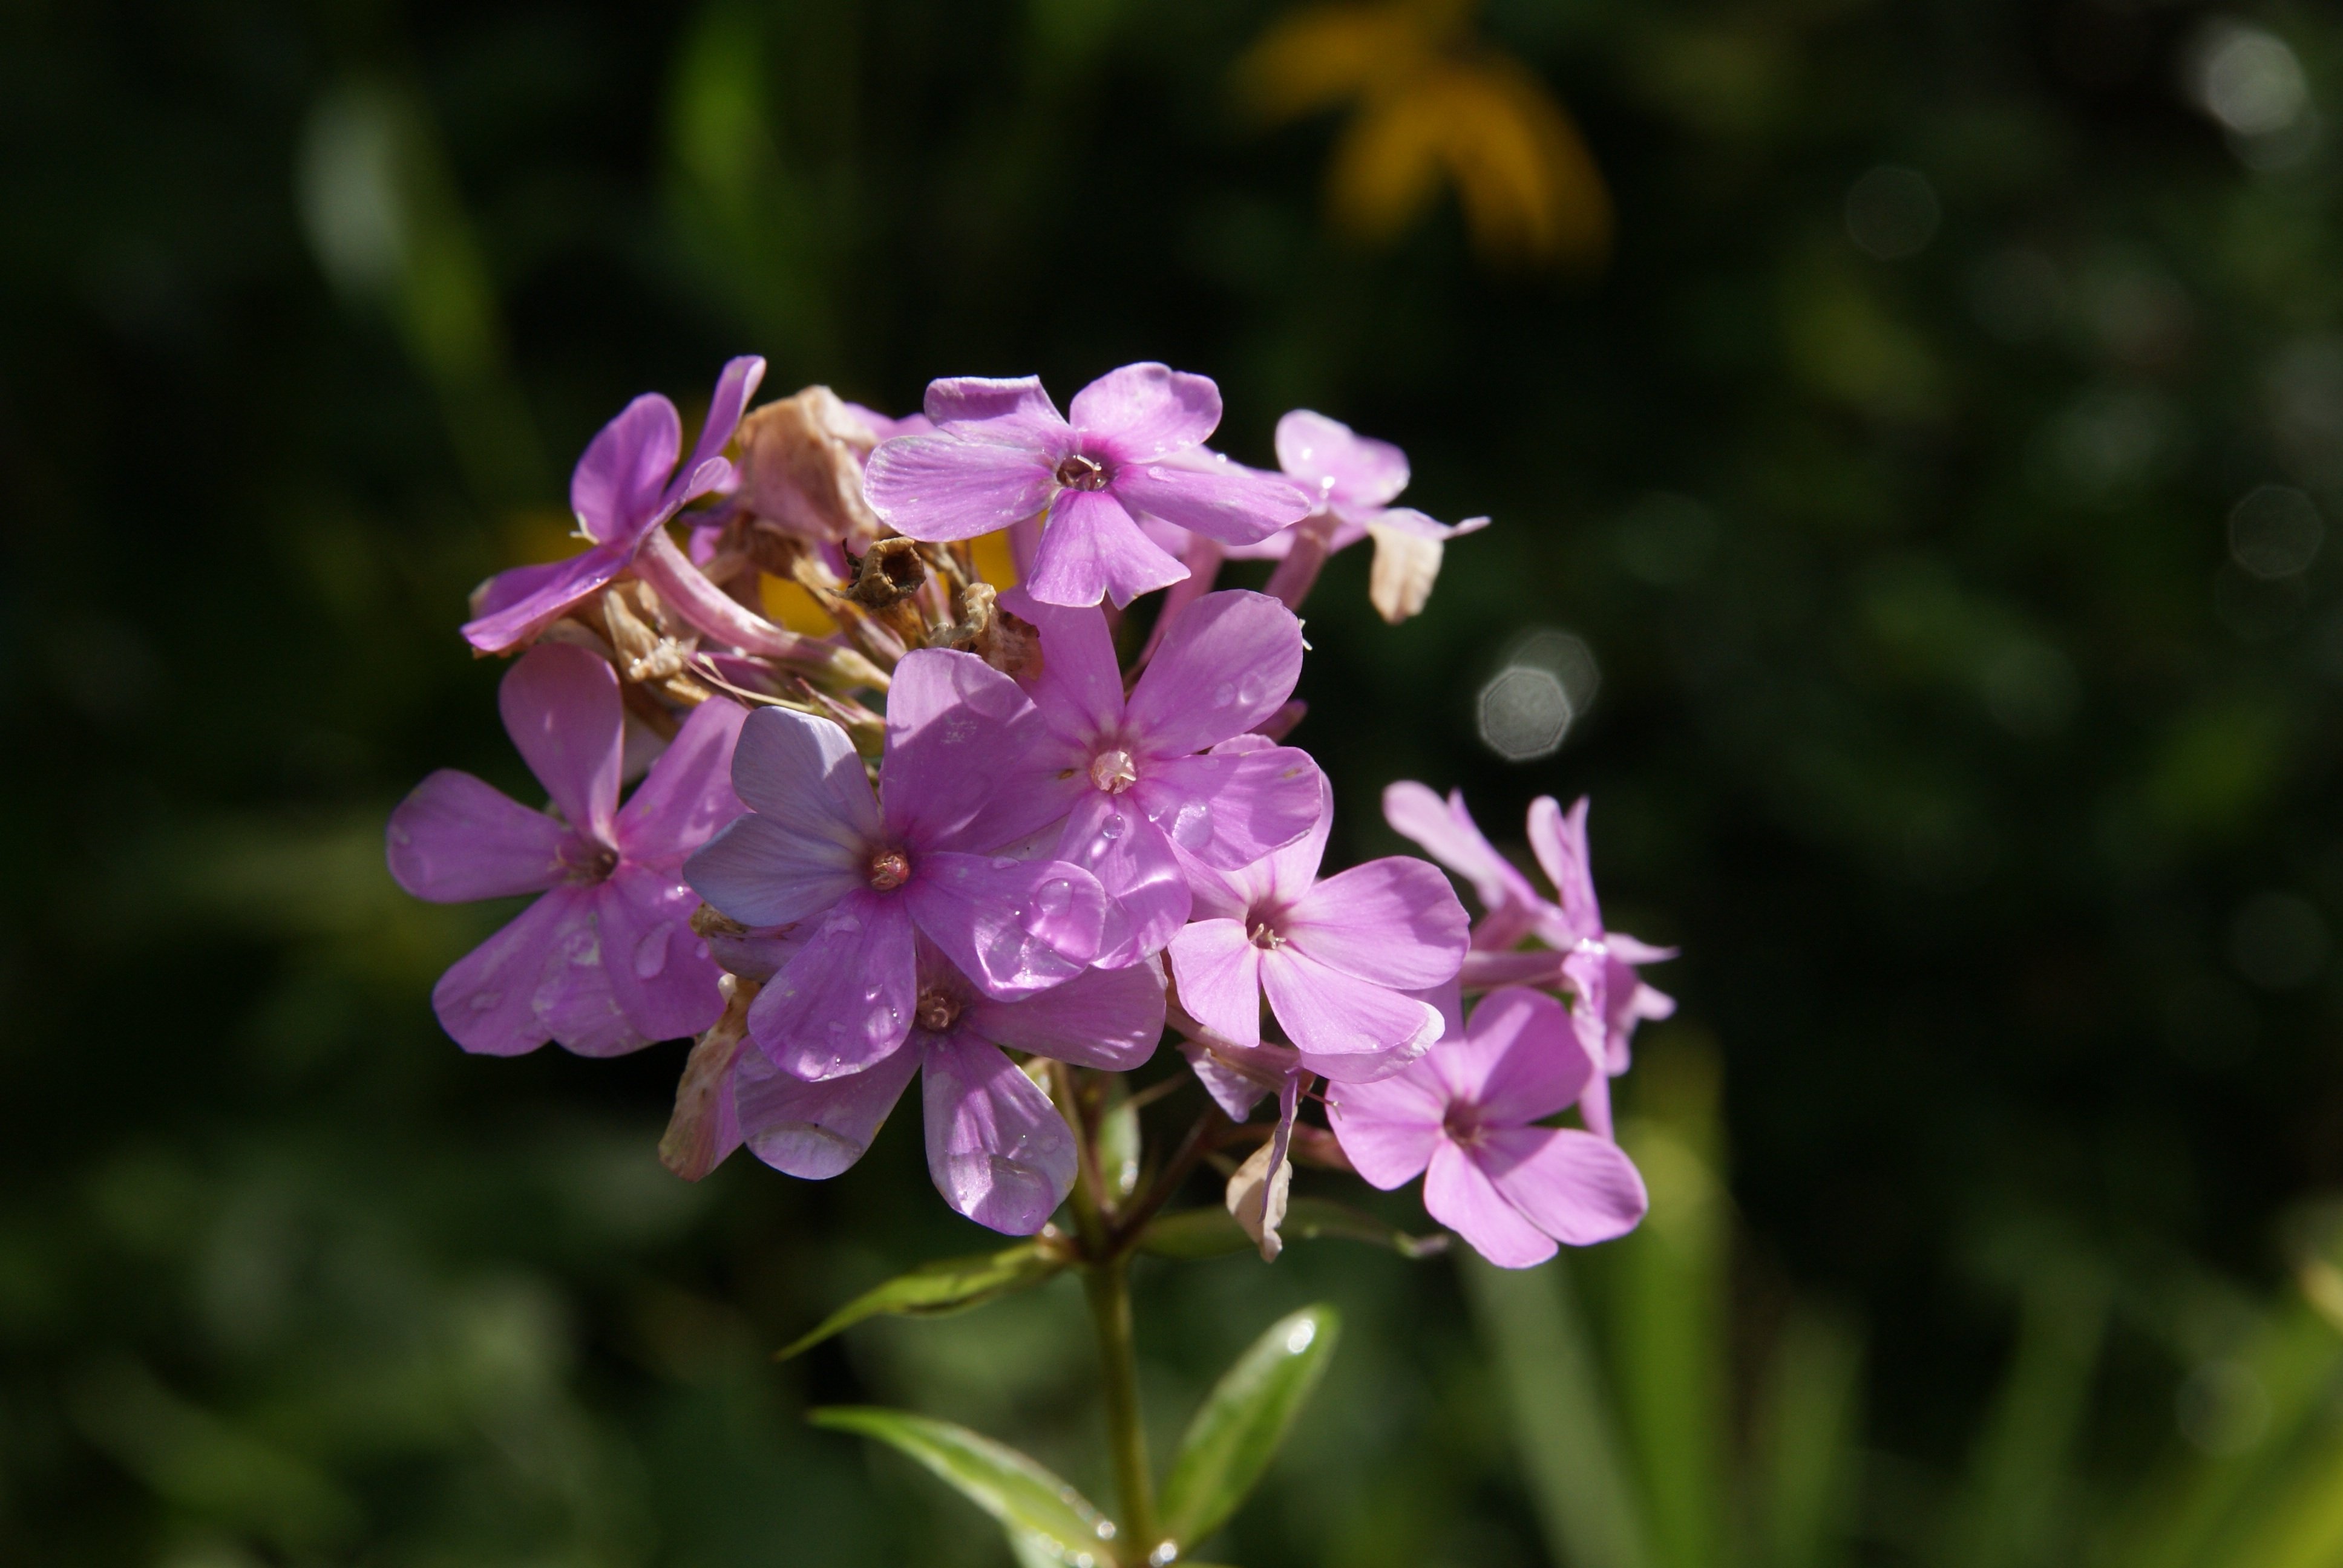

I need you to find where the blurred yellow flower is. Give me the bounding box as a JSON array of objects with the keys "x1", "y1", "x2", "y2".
[{"x1": 1235, "y1": 0, "x2": 1611, "y2": 267}]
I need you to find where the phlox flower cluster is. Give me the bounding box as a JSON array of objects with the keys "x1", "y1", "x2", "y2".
[{"x1": 388, "y1": 356, "x2": 1674, "y2": 1266}]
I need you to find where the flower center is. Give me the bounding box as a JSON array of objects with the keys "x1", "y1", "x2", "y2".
[
  {"x1": 914, "y1": 986, "x2": 962, "y2": 1033},
  {"x1": 563, "y1": 840, "x2": 619, "y2": 885},
  {"x1": 1089, "y1": 748, "x2": 1139, "y2": 794},
  {"x1": 1248, "y1": 920, "x2": 1284, "y2": 950},
  {"x1": 1442, "y1": 1103, "x2": 1484, "y2": 1148},
  {"x1": 1055, "y1": 452, "x2": 1110, "y2": 492},
  {"x1": 867, "y1": 849, "x2": 912, "y2": 891}
]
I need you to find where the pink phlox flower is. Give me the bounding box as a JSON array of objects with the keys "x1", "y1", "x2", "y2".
[
  {"x1": 465, "y1": 356, "x2": 765, "y2": 653},
  {"x1": 1529, "y1": 795, "x2": 1677, "y2": 1132},
  {"x1": 731, "y1": 941, "x2": 1166, "y2": 1233},
  {"x1": 997, "y1": 587, "x2": 1324, "y2": 967},
  {"x1": 1168, "y1": 771, "x2": 1469, "y2": 1082},
  {"x1": 861, "y1": 362, "x2": 1312, "y2": 609},
  {"x1": 1383, "y1": 781, "x2": 1553, "y2": 952},
  {"x1": 387, "y1": 642, "x2": 750, "y2": 1056},
  {"x1": 684, "y1": 648, "x2": 1114, "y2": 1082},
  {"x1": 1328, "y1": 986, "x2": 1648, "y2": 1267},
  {"x1": 1221, "y1": 410, "x2": 1489, "y2": 563}
]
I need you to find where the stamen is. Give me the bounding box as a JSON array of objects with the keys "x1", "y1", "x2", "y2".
[
  {"x1": 1054, "y1": 452, "x2": 1110, "y2": 491},
  {"x1": 1248, "y1": 921, "x2": 1284, "y2": 950},
  {"x1": 914, "y1": 986, "x2": 962, "y2": 1033},
  {"x1": 564, "y1": 841, "x2": 620, "y2": 885},
  {"x1": 1089, "y1": 748, "x2": 1139, "y2": 793},
  {"x1": 867, "y1": 849, "x2": 912, "y2": 891}
]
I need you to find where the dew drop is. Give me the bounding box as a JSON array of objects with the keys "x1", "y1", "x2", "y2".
[
  {"x1": 1169, "y1": 799, "x2": 1212, "y2": 849},
  {"x1": 1101, "y1": 813, "x2": 1127, "y2": 841},
  {"x1": 470, "y1": 990, "x2": 503, "y2": 1011},
  {"x1": 992, "y1": 855, "x2": 1018, "y2": 870},
  {"x1": 632, "y1": 926, "x2": 670, "y2": 979},
  {"x1": 1034, "y1": 878, "x2": 1074, "y2": 918},
  {"x1": 1212, "y1": 681, "x2": 1236, "y2": 706}
]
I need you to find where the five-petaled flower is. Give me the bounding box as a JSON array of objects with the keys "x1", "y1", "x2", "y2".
[
  {"x1": 863, "y1": 362, "x2": 1312, "y2": 609},
  {"x1": 683, "y1": 650, "x2": 1112, "y2": 1081},
  {"x1": 1003, "y1": 589, "x2": 1323, "y2": 965},
  {"x1": 387, "y1": 641, "x2": 749, "y2": 1055},
  {"x1": 1328, "y1": 986, "x2": 1648, "y2": 1267},
  {"x1": 1170, "y1": 771, "x2": 1469, "y2": 1082},
  {"x1": 465, "y1": 357, "x2": 765, "y2": 653},
  {"x1": 731, "y1": 940, "x2": 1166, "y2": 1233}
]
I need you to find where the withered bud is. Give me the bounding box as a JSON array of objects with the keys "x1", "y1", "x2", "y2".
[
  {"x1": 734, "y1": 386, "x2": 883, "y2": 547},
  {"x1": 969, "y1": 595, "x2": 1043, "y2": 681},
  {"x1": 660, "y1": 975, "x2": 757, "y2": 1181},
  {"x1": 689, "y1": 903, "x2": 751, "y2": 941},
  {"x1": 847, "y1": 537, "x2": 926, "y2": 609}
]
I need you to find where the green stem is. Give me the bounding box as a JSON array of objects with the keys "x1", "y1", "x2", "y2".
[{"x1": 1084, "y1": 1253, "x2": 1157, "y2": 1559}]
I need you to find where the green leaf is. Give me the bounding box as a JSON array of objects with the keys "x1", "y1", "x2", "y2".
[
  {"x1": 1159, "y1": 1304, "x2": 1342, "y2": 1547},
  {"x1": 810, "y1": 1408, "x2": 1119, "y2": 1566},
  {"x1": 1138, "y1": 1198, "x2": 1446, "y2": 1261},
  {"x1": 776, "y1": 1243, "x2": 1065, "y2": 1359}
]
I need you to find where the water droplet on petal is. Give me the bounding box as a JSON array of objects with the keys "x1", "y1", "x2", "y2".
[
  {"x1": 632, "y1": 926, "x2": 670, "y2": 979},
  {"x1": 470, "y1": 991, "x2": 503, "y2": 1012},
  {"x1": 1212, "y1": 681, "x2": 1237, "y2": 706},
  {"x1": 1170, "y1": 799, "x2": 1212, "y2": 849},
  {"x1": 992, "y1": 855, "x2": 1017, "y2": 870},
  {"x1": 1034, "y1": 878, "x2": 1073, "y2": 918},
  {"x1": 1101, "y1": 813, "x2": 1127, "y2": 841}
]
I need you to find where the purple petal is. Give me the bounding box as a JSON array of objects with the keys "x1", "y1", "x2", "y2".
[
  {"x1": 460, "y1": 540, "x2": 634, "y2": 653},
  {"x1": 1126, "y1": 590, "x2": 1305, "y2": 755},
  {"x1": 428, "y1": 884, "x2": 650, "y2": 1058},
  {"x1": 1024, "y1": 489, "x2": 1190, "y2": 609},
  {"x1": 922, "y1": 1031, "x2": 1078, "y2": 1233},
  {"x1": 730, "y1": 706, "x2": 882, "y2": 844},
  {"x1": 1460, "y1": 949, "x2": 1567, "y2": 990},
  {"x1": 499, "y1": 642, "x2": 624, "y2": 846},
  {"x1": 1382, "y1": 782, "x2": 1542, "y2": 923},
  {"x1": 613, "y1": 697, "x2": 749, "y2": 869},
  {"x1": 747, "y1": 891, "x2": 919, "y2": 1079},
  {"x1": 1114, "y1": 461, "x2": 1313, "y2": 547},
  {"x1": 1425, "y1": 1140, "x2": 1557, "y2": 1268},
  {"x1": 387, "y1": 769, "x2": 572, "y2": 903},
  {"x1": 1283, "y1": 856, "x2": 1470, "y2": 989},
  {"x1": 1274, "y1": 409, "x2": 1410, "y2": 511},
  {"x1": 1527, "y1": 795, "x2": 1601, "y2": 939},
  {"x1": 963, "y1": 955, "x2": 1167, "y2": 1070},
  {"x1": 571, "y1": 393, "x2": 683, "y2": 543},
  {"x1": 1024, "y1": 598, "x2": 1127, "y2": 746},
  {"x1": 864, "y1": 432, "x2": 1058, "y2": 543},
  {"x1": 735, "y1": 1039, "x2": 920, "y2": 1178},
  {"x1": 1069, "y1": 362, "x2": 1220, "y2": 461},
  {"x1": 1167, "y1": 918, "x2": 1263, "y2": 1048},
  {"x1": 1479, "y1": 1126, "x2": 1648, "y2": 1245},
  {"x1": 1429, "y1": 987, "x2": 1588, "y2": 1126},
  {"x1": 902, "y1": 852, "x2": 1106, "y2": 1001},
  {"x1": 1135, "y1": 745, "x2": 1321, "y2": 871},
  {"x1": 1054, "y1": 795, "x2": 1190, "y2": 967},
  {"x1": 882, "y1": 649, "x2": 1064, "y2": 850},
  {"x1": 922, "y1": 374, "x2": 1065, "y2": 433},
  {"x1": 597, "y1": 862, "x2": 728, "y2": 1043},
  {"x1": 1324, "y1": 1065, "x2": 1447, "y2": 1189},
  {"x1": 684, "y1": 813, "x2": 862, "y2": 928},
  {"x1": 1259, "y1": 946, "x2": 1445, "y2": 1062},
  {"x1": 672, "y1": 356, "x2": 767, "y2": 505},
  {"x1": 706, "y1": 922, "x2": 805, "y2": 983}
]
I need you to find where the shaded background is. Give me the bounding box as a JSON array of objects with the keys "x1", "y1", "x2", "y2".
[{"x1": 10, "y1": 1, "x2": 2343, "y2": 1563}]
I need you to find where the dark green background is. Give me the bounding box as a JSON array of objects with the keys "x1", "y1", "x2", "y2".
[{"x1": 8, "y1": 1, "x2": 2342, "y2": 1562}]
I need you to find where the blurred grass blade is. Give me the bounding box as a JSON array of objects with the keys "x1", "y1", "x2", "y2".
[
  {"x1": 776, "y1": 1244, "x2": 1064, "y2": 1358},
  {"x1": 810, "y1": 1407, "x2": 1118, "y2": 1564},
  {"x1": 1609, "y1": 1042, "x2": 1727, "y2": 1568},
  {"x1": 1936, "y1": 1263, "x2": 2106, "y2": 1568},
  {"x1": 2108, "y1": 1291, "x2": 2343, "y2": 1568},
  {"x1": 1751, "y1": 1306, "x2": 1864, "y2": 1568},
  {"x1": 1159, "y1": 1304, "x2": 1342, "y2": 1549},
  {"x1": 1463, "y1": 1253, "x2": 1651, "y2": 1568},
  {"x1": 1139, "y1": 1198, "x2": 1447, "y2": 1261}
]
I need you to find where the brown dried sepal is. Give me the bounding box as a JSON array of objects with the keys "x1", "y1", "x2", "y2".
[
  {"x1": 847, "y1": 537, "x2": 928, "y2": 610},
  {"x1": 660, "y1": 975, "x2": 758, "y2": 1182},
  {"x1": 733, "y1": 386, "x2": 883, "y2": 547},
  {"x1": 964, "y1": 592, "x2": 1043, "y2": 681}
]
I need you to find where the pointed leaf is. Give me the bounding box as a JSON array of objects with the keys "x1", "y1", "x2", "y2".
[
  {"x1": 778, "y1": 1243, "x2": 1066, "y2": 1359},
  {"x1": 1159, "y1": 1304, "x2": 1341, "y2": 1547},
  {"x1": 1139, "y1": 1198, "x2": 1446, "y2": 1261},
  {"x1": 811, "y1": 1407, "x2": 1119, "y2": 1565}
]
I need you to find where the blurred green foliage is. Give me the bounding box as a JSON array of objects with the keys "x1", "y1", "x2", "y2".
[{"x1": 13, "y1": 0, "x2": 2343, "y2": 1563}]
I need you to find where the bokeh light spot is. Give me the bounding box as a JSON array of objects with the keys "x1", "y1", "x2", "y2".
[
  {"x1": 1844, "y1": 165, "x2": 1940, "y2": 260},
  {"x1": 2226, "y1": 485, "x2": 2322, "y2": 580},
  {"x1": 2228, "y1": 892, "x2": 2328, "y2": 990}
]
